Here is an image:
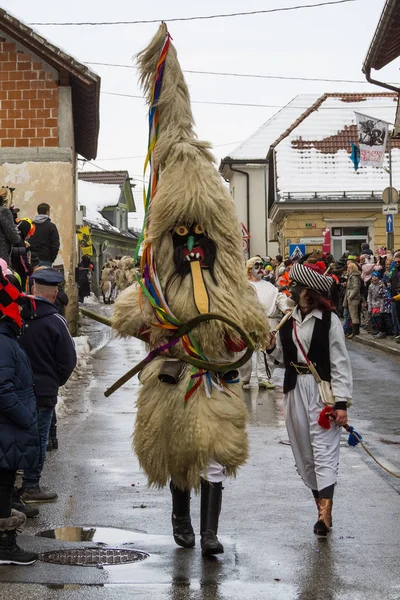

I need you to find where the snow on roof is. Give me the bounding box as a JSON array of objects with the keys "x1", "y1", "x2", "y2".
[
  {"x1": 226, "y1": 95, "x2": 321, "y2": 160},
  {"x1": 78, "y1": 180, "x2": 120, "y2": 232},
  {"x1": 275, "y1": 94, "x2": 400, "y2": 195}
]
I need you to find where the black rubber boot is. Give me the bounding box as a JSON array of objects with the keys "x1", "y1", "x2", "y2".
[
  {"x1": 0, "y1": 511, "x2": 38, "y2": 565},
  {"x1": 170, "y1": 481, "x2": 195, "y2": 548},
  {"x1": 200, "y1": 479, "x2": 224, "y2": 557}
]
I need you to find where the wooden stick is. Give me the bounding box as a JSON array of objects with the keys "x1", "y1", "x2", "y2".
[{"x1": 272, "y1": 310, "x2": 293, "y2": 334}]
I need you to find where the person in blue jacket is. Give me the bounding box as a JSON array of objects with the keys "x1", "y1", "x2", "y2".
[
  {"x1": 0, "y1": 266, "x2": 39, "y2": 565},
  {"x1": 19, "y1": 268, "x2": 77, "y2": 504}
]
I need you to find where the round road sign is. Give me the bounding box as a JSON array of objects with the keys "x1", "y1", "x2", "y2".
[{"x1": 382, "y1": 187, "x2": 399, "y2": 204}]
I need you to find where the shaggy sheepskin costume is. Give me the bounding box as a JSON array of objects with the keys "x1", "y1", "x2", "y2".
[{"x1": 112, "y1": 24, "x2": 269, "y2": 492}]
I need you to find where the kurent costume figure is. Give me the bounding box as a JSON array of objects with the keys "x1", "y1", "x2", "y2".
[
  {"x1": 112, "y1": 25, "x2": 269, "y2": 556},
  {"x1": 267, "y1": 263, "x2": 352, "y2": 537},
  {"x1": 241, "y1": 257, "x2": 292, "y2": 390}
]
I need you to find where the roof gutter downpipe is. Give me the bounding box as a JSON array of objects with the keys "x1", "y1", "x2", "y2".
[
  {"x1": 229, "y1": 164, "x2": 250, "y2": 256},
  {"x1": 364, "y1": 66, "x2": 400, "y2": 94}
]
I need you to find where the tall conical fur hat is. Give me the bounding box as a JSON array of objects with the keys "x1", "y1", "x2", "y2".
[{"x1": 114, "y1": 25, "x2": 269, "y2": 355}]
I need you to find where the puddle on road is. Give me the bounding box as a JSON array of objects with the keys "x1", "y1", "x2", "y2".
[{"x1": 36, "y1": 526, "x2": 143, "y2": 546}]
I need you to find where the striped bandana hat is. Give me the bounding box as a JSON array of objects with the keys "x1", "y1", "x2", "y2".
[{"x1": 290, "y1": 263, "x2": 333, "y2": 293}]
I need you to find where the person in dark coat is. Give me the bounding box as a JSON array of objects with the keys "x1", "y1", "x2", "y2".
[
  {"x1": 0, "y1": 188, "x2": 21, "y2": 264},
  {"x1": 19, "y1": 268, "x2": 76, "y2": 504},
  {"x1": 77, "y1": 254, "x2": 94, "y2": 303},
  {"x1": 0, "y1": 267, "x2": 39, "y2": 565},
  {"x1": 10, "y1": 218, "x2": 35, "y2": 291},
  {"x1": 28, "y1": 203, "x2": 60, "y2": 266},
  {"x1": 49, "y1": 282, "x2": 69, "y2": 452}
]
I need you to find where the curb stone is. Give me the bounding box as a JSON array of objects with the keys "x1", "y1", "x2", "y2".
[{"x1": 350, "y1": 333, "x2": 400, "y2": 358}]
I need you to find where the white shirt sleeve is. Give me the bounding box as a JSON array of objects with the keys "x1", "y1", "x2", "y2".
[
  {"x1": 269, "y1": 330, "x2": 284, "y2": 364},
  {"x1": 276, "y1": 292, "x2": 291, "y2": 313},
  {"x1": 329, "y1": 312, "x2": 353, "y2": 403}
]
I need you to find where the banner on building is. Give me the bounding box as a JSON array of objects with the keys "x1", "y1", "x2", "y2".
[
  {"x1": 77, "y1": 225, "x2": 93, "y2": 256},
  {"x1": 355, "y1": 112, "x2": 389, "y2": 167}
]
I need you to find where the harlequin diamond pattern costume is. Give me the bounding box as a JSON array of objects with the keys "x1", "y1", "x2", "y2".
[{"x1": 111, "y1": 25, "x2": 269, "y2": 556}]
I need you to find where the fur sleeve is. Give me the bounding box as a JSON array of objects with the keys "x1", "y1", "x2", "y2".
[{"x1": 111, "y1": 284, "x2": 146, "y2": 338}]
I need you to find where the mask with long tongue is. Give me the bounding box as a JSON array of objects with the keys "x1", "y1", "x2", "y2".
[{"x1": 171, "y1": 223, "x2": 216, "y2": 314}]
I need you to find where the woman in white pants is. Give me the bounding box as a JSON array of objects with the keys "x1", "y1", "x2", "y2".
[{"x1": 267, "y1": 262, "x2": 352, "y2": 537}]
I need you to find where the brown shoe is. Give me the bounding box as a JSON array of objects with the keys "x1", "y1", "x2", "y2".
[{"x1": 313, "y1": 498, "x2": 332, "y2": 538}]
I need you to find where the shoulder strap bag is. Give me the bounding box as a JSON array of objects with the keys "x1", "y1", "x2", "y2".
[{"x1": 292, "y1": 319, "x2": 335, "y2": 407}]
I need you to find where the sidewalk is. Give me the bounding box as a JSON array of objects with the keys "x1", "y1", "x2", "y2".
[{"x1": 350, "y1": 328, "x2": 400, "y2": 357}]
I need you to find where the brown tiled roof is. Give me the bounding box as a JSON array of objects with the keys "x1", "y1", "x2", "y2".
[
  {"x1": 363, "y1": 0, "x2": 400, "y2": 71},
  {"x1": 78, "y1": 171, "x2": 130, "y2": 186},
  {"x1": 0, "y1": 8, "x2": 100, "y2": 160},
  {"x1": 271, "y1": 93, "x2": 400, "y2": 153}
]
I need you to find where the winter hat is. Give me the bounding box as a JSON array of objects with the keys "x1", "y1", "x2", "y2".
[
  {"x1": 290, "y1": 263, "x2": 333, "y2": 293},
  {"x1": 303, "y1": 261, "x2": 326, "y2": 275},
  {"x1": 0, "y1": 266, "x2": 25, "y2": 328},
  {"x1": 371, "y1": 270, "x2": 382, "y2": 279}
]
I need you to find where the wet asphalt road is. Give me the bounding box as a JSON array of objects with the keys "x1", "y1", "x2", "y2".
[{"x1": 0, "y1": 337, "x2": 399, "y2": 599}]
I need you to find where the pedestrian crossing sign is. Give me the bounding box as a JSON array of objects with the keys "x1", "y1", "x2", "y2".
[{"x1": 289, "y1": 244, "x2": 306, "y2": 260}]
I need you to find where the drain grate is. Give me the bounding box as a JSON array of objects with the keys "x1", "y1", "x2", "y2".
[{"x1": 39, "y1": 547, "x2": 149, "y2": 566}]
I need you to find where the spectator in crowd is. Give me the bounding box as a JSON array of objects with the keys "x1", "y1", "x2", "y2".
[
  {"x1": 384, "y1": 257, "x2": 400, "y2": 341},
  {"x1": 28, "y1": 203, "x2": 60, "y2": 267},
  {"x1": 390, "y1": 253, "x2": 400, "y2": 343},
  {"x1": 11, "y1": 218, "x2": 35, "y2": 291},
  {"x1": 360, "y1": 242, "x2": 373, "y2": 257},
  {"x1": 344, "y1": 262, "x2": 362, "y2": 339},
  {"x1": 272, "y1": 255, "x2": 285, "y2": 279},
  {"x1": 367, "y1": 271, "x2": 386, "y2": 339},
  {"x1": 54, "y1": 281, "x2": 69, "y2": 318},
  {"x1": 0, "y1": 266, "x2": 39, "y2": 565},
  {"x1": 276, "y1": 259, "x2": 292, "y2": 297},
  {"x1": 77, "y1": 254, "x2": 94, "y2": 303},
  {"x1": 0, "y1": 188, "x2": 21, "y2": 263},
  {"x1": 19, "y1": 268, "x2": 76, "y2": 504}
]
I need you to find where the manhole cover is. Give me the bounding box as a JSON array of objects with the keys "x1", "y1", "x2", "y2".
[{"x1": 39, "y1": 548, "x2": 149, "y2": 566}]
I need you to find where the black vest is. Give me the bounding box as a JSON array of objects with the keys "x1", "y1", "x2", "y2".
[{"x1": 280, "y1": 312, "x2": 332, "y2": 394}]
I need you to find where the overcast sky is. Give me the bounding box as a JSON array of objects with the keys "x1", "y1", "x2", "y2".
[{"x1": 4, "y1": 0, "x2": 397, "y2": 219}]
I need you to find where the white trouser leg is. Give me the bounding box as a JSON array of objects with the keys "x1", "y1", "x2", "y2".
[
  {"x1": 256, "y1": 351, "x2": 269, "y2": 382},
  {"x1": 105, "y1": 281, "x2": 112, "y2": 300},
  {"x1": 239, "y1": 357, "x2": 252, "y2": 383},
  {"x1": 285, "y1": 375, "x2": 341, "y2": 492},
  {"x1": 202, "y1": 460, "x2": 226, "y2": 483}
]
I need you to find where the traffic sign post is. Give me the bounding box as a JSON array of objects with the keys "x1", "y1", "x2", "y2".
[
  {"x1": 386, "y1": 214, "x2": 394, "y2": 234},
  {"x1": 387, "y1": 134, "x2": 395, "y2": 252},
  {"x1": 289, "y1": 244, "x2": 306, "y2": 260},
  {"x1": 382, "y1": 204, "x2": 398, "y2": 215}
]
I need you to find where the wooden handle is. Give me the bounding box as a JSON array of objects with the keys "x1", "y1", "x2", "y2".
[{"x1": 272, "y1": 310, "x2": 293, "y2": 334}]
